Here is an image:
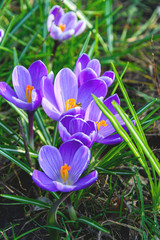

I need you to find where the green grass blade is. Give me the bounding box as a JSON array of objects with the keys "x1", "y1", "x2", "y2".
[
  {"x1": 79, "y1": 31, "x2": 91, "y2": 55},
  {"x1": 105, "y1": 0, "x2": 113, "y2": 52},
  {"x1": 112, "y1": 100, "x2": 160, "y2": 177},
  {"x1": 9, "y1": 4, "x2": 39, "y2": 37},
  {"x1": 77, "y1": 216, "x2": 110, "y2": 233},
  {"x1": 111, "y1": 62, "x2": 146, "y2": 141},
  {"x1": 0, "y1": 16, "x2": 15, "y2": 46},
  {"x1": 34, "y1": 108, "x2": 52, "y2": 145},
  {"x1": 0, "y1": 194, "x2": 51, "y2": 209},
  {"x1": 0, "y1": 148, "x2": 32, "y2": 175}
]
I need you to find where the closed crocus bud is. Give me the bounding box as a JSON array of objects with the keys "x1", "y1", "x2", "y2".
[{"x1": 47, "y1": 5, "x2": 86, "y2": 42}]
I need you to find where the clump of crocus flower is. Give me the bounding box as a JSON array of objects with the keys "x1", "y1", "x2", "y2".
[
  {"x1": 0, "y1": 29, "x2": 4, "y2": 42},
  {"x1": 41, "y1": 67, "x2": 107, "y2": 121},
  {"x1": 47, "y1": 5, "x2": 86, "y2": 42},
  {"x1": 74, "y1": 53, "x2": 115, "y2": 88},
  {"x1": 32, "y1": 139, "x2": 98, "y2": 192}
]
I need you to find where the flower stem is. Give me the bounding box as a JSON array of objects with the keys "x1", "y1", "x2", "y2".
[
  {"x1": 50, "y1": 40, "x2": 61, "y2": 63},
  {"x1": 66, "y1": 197, "x2": 77, "y2": 221},
  {"x1": 27, "y1": 111, "x2": 34, "y2": 149}
]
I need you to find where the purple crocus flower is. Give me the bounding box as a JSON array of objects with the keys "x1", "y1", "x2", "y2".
[
  {"x1": 0, "y1": 60, "x2": 48, "y2": 112},
  {"x1": 47, "y1": 5, "x2": 86, "y2": 42},
  {"x1": 58, "y1": 115, "x2": 98, "y2": 148},
  {"x1": 32, "y1": 139, "x2": 98, "y2": 192},
  {"x1": 41, "y1": 67, "x2": 107, "y2": 121},
  {"x1": 74, "y1": 53, "x2": 115, "y2": 88},
  {"x1": 85, "y1": 94, "x2": 132, "y2": 145},
  {"x1": 0, "y1": 29, "x2": 4, "y2": 42}
]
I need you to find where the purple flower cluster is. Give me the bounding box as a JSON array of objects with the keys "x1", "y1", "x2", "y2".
[{"x1": 0, "y1": 5, "x2": 131, "y2": 193}]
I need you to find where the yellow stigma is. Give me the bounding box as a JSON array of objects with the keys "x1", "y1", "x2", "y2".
[
  {"x1": 26, "y1": 85, "x2": 34, "y2": 103},
  {"x1": 96, "y1": 120, "x2": 107, "y2": 130},
  {"x1": 60, "y1": 163, "x2": 71, "y2": 182},
  {"x1": 65, "y1": 98, "x2": 79, "y2": 112},
  {"x1": 59, "y1": 23, "x2": 66, "y2": 32}
]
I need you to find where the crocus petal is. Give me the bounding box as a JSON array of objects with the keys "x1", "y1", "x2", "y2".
[
  {"x1": 42, "y1": 97, "x2": 61, "y2": 121},
  {"x1": 68, "y1": 145, "x2": 91, "y2": 184},
  {"x1": 39, "y1": 145, "x2": 63, "y2": 181},
  {"x1": 28, "y1": 60, "x2": 48, "y2": 89},
  {"x1": 78, "y1": 68, "x2": 97, "y2": 87},
  {"x1": 0, "y1": 29, "x2": 4, "y2": 42},
  {"x1": 96, "y1": 133, "x2": 123, "y2": 145},
  {"x1": 60, "y1": 12, "x2": 77, "y2": 31},
  {"x1": 32, "y1": 170, "x2": 58, "y2": 192},
  {"x1": 50, "y1": 24, "x2": 63, "y2": 41},
  {"x1": 87, "y1": 59, "x2": 101, "y2": 77},
  {"x1": 85, "y1": 98, "x2": 103, "y2": 122},
  {"x1": 99, "y1": 71, "x2": 115, "y2": 87},
  {"x1": 60, "y1": 29, "x2": 75, "y2": 41},
  {"x1": 49, "y1": 5, "x2": 64, "y2": 25},
  {"x1": 0, "y1": 82, "x2": 17, "y2": 100},
  {"x1": 12, "y1": 66, "x2": 32, "y2": 102},
  {"x1": 69, "y1": 118, "x2": 91, "y2": 135},
  {"x1": 11, "y1": 97, "x2": 33, "y2": 111},
  {"x1": 74, "y1": 20, "x2": 86, "y2": 36},
  {"x1": 98, "y1": 114, "x2": 124, "y2": 138},
  {"x1": 51, "y1": 181, "x2": 76, "y2": 192},
  {"x1": 59, "y1": 117, "x2": 72, "y2": 142},
  {"x1": 78, "y1": 79, "x2": 107, "y2": 110},
  {"x1": 59, "y1": 139, "x2": 83, "y2": 167},
  {"x1": 47, "y1": 14, "x2": 54, "y2": 32},
  {"x1": 60, "y1": 107, "x2": 85, "y2": 120},
  {"x1": 74, "y1": 53, "x2": 90, "y2": 77},
  {"x1": 103, "y1": 94, "x2": 120, "y2": 115},
  {"x1": 0, "y1": 82, "x2": 34, "y2": 111},
  {"x1": 71, "y1": 132, "x2": 92, "y2": 147},
  {"x1": 73, "y1": 170, "x2": 98, "y2": 191},
  {"x1": 40, "y1": 75, "x2": 58, "y2": 108},
  {"x1": 54, "y1": 68, "x2": 78, "y2": 112},
  {"x1": 31, "y1": 89, "x2": 42, "y2": 111}
]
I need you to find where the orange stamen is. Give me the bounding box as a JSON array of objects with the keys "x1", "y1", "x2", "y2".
[
  {"x1": 65, "y1": 98, "x2": 79, "y2": 112},
  {"x1": 26, "y1": 85, "x2": 34, "y2": 103},
  {"x1": 96, "y1": 120, "x2": 107, "y2": 131},
  {"x1": 60, "y1": 163, "x2": 71, "y2": 182},
  {"x1": 59, "y1": 23, "x2": 66, "y2": 32}
]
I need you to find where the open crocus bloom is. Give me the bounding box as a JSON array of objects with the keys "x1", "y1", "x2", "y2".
[
  {"x1": 0, "y1": 60, "x2": 48, "y2": 112},
  {"x1": 41, "y1": 68, "x2": 107, "y2": 121},
  {"x1": 32, "y1": 139, "x2": 98, "y2": 192},
  {"x1": 0, "y1": 29, "x2": 4, "y2": 42},
  {"x1": 74, "y1": 53, "x2": 115, "y2": 87},
  {"x1": 47, "y1": 5, "x2": 86, "y2": 41},
  {"x1": 59, "y1": 115, "x2": 98, "y2": 148},
  {"x1": 85, "y1": 94, "x2": 132, "y2": 145}
]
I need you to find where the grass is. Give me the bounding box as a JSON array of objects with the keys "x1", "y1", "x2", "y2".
[{"x1": 0, "y1": 0, "x2": 160, "y2": 239}]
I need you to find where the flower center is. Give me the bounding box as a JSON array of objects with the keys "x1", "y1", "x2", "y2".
[
  {"x1": 26, "y1": 85, "x2": 34, "y2": 103},
  {"x1": 96, "y1": 120, "x2": 107, "y2": 130},
  {"x1": 65, "y1": 98, "x2": 79, "y2": 112},
  {"x1": 59, "y1": 23, "x2": 66, "y2": 32},
  {"x1": 60, "y1": 163, "x2": 71, "y2": 182}
]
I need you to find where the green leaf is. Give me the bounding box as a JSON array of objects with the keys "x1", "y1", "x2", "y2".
[
  {"x1": 112, "y1": 100, "x2": 160, "y2": 177},
  {"x1": 77, "y1": 216, "x2": 110, "y2": 233},
  {"x1": 0, "y1": 148, "x2": 32, "y2": 175},
  {"x1": 0, "y1": 194, "x2": 51, "y2": 209}
]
